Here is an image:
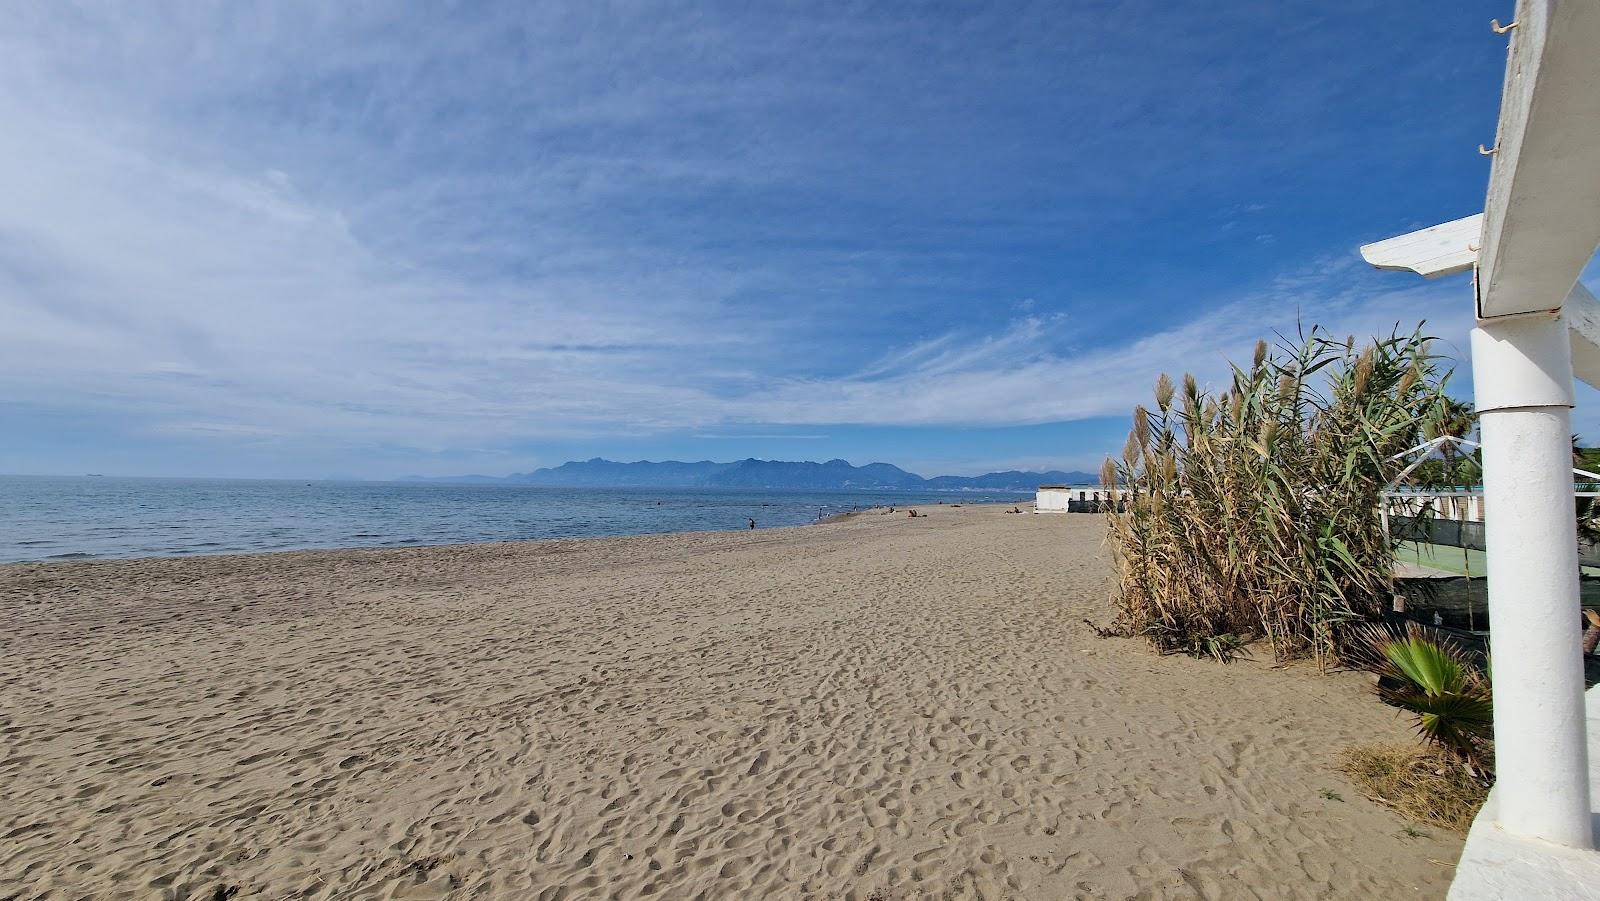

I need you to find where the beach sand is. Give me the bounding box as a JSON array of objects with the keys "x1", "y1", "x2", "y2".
[{"x1": 1, "y1": 505, "x2": 1460, "y2": 900}]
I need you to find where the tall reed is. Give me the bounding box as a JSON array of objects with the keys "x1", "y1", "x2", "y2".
[{"x1": 1103, "y1": 326, "x2": 1451, "y2": 665}]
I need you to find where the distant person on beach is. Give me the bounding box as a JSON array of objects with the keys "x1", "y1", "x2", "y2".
[{"x1": 748, "y1": 518, "x2": 756, "y2": 529}]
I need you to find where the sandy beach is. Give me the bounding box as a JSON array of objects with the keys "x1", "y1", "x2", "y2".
[{"x1": 1, "y1": 505, "x2": 1459, "y2": 900}]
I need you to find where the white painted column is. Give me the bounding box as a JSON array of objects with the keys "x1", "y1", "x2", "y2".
[{"x1": 1472, "y1": 311, "x2": 1593, "y2": 849}]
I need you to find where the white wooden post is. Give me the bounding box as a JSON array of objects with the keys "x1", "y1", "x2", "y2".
[{"x1": 1472, "y1": 311, "x2": 1593, "y2": 849}]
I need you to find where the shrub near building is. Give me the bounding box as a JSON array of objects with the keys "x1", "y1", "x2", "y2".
[{"x1": 1102, "y1": 326, "x2": 1453, "y2": 665}]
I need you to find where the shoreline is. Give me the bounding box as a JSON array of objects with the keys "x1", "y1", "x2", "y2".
[
  {"x1": 0, "y1": 500, "x2": 1024, "y2": 569},
  {"x1": 0, "y1": 474, "x2": 1033, "y2": 565},
  {"x1": 1, "y1": 504, "x2": 1459, "y2": 899}
]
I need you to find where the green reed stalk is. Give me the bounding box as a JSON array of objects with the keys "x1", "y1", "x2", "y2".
[{"x1": 1103, "y1": 326, "x2": 1451, "y2": 666}]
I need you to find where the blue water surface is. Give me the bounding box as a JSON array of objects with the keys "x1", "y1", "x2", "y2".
[{"x1": 0, "y1": 476, "x2": 1027, "y2": 563}]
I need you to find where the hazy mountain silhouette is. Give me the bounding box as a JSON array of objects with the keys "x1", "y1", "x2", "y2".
[{"x1": 407, "y1": 458, "x2": 1096, "y2": 491}]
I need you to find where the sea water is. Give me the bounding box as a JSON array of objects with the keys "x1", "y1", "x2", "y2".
[{"x1": 0, "y1": 475, "x2": 1029, "y2": 563}]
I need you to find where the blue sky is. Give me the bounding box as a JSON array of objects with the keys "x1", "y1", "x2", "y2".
[{"x1": 4, "y1": 1, "x2": 1586, "y2": 480}]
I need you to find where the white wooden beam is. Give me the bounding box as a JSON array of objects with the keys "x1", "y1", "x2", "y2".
[
  {"x1": 1361, "y1": 216, "x2": 1600, "y2": 391},
  {"x1": 1476, "y1": 0, "x2": 1600, "y2": 319},
  {"x1": 1565, "y1": 281, "x2": 1600, "y2": 390},
  {"x1": 1359, "y1": 214, "x2": 1481, "y2": 278}
]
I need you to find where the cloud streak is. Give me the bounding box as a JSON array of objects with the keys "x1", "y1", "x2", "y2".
[
  {"x1": 0, "y1": 2, "x2": 1512, "y2": 476},
  {"x1": 738, "y1": 263, "x2": 1475, "y2": 428}
]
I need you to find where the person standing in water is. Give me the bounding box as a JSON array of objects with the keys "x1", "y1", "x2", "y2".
[{"x1": 747, "y1": 517, "x2": 756, "y2": 530}]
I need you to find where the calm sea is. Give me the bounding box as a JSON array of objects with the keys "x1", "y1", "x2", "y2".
[{"x1": 0, "y1": 476, "x2": 1029, "y2": 563}]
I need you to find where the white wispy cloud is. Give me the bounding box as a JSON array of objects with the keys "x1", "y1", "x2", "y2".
[
  {"x1": 0, "y1": 2, "x2": 1505, "y2": 475},
  {"x1": 737, "y1": 264, "x2": 1475, "y2": 428}
]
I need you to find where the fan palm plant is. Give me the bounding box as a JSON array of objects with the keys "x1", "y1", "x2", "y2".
[{"x1": 1348, "y1": 621, "x2": 1492, "y2": 774}]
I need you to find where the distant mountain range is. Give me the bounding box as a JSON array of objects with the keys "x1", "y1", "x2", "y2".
[{"x1": 405, "y1": 458, "x2": 1098, "y2": 491}]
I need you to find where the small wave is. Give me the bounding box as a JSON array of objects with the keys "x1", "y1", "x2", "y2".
[{"x1": 46, "y1": 552, "x2": 95, "y2": 559}]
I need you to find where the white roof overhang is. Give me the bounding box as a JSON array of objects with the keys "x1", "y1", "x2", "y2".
[
  {"x1": 1474, "y1": 0, "x2": 1600, "y2": 319},
  {"x1": 1358, "y1": 0, "x2": 1600, "y2": 384}
]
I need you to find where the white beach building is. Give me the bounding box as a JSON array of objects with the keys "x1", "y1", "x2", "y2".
[
  {"x1": 1035, "y1": 485, "x2": 1112, "y2": 513},
  {"x1": 1360, "y1": 2, "x2": 1600, "y2": 894},
  {"x1": 1034, "y1": 486, "x2": 1072, "y2": 512}
]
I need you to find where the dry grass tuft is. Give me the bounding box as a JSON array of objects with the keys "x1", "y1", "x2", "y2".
[
  {"x1": 1337, "y1": 743, "x2": 1488, "y2": 833},
  {"x1": 1102, "y1": 326, "x2": 1452, "y2": 665}
]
